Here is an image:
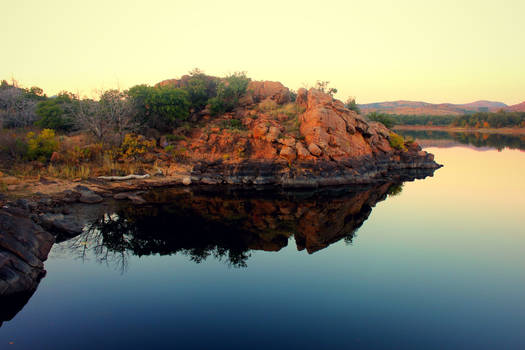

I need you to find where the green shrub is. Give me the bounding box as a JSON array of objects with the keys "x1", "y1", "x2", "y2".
[
  {"x1": 149, "y1": 87, "x2": 191, "y2": 129},
  {"x1": 289, "y1": 90, "x2": 297, "y2": 102},
  {"x1": 35, "y1": 92, "x2": 76, "y2": 131},
  {"x1": 127, "y1": 85, "x2": 191, "y2": 131},
  {"x1": 345, "y1": 98, "x2": 360, "y2": 114},
  {"x1": 26, "y1": 129, "x2": 59, "y2": 162},
  {"x1": 183, "y1": 69, "x2": 218, "y2": 111},
  {"x1": 388, "y1": 133, "x2": 406, "y2": 150},
  {"x1": 368, "y1": 112, "x2": 396, "y2": 128},
  {"x1": 209, "y1": 72, "x2": 250, "y2": 115}
]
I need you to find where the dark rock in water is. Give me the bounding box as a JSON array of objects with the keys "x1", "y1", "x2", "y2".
[
  {"x1": 62, "y1": 190, "x2": 81, "y2": 203},
  {"x1": 127, "y1": 194, "x2": 146, "y2": 205},
  {"x1": 39, "y1": 213, "x2": 83, "y2": 236},
  {"x1": 113, "y1": 192, "x2": 147, "y2": 204},
  {"x1": 0, "y1": 208, "x2": 54, "y2": 297},
  {"x1": 113, "y1": 192, "x2": 130, "y2": 200},
  {"x1": 15, "y1": 199, "x2": 30, "y2": 210},
  {"x1": 38, "y1": 197, "x2": 54, "y2": 207},
  {"x1": 74, "y1": 185, "x2": 91, "y2": 192},
  {"x1": 78, "y1": 191, "x2": 103, "y2": 204},
  {"x1": 3, "y1": 206, "x2": 28, "y2": 217}
]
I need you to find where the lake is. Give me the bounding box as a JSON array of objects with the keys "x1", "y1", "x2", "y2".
[{"x1": 1, "y1": 132, "x2": 525, "y2": 349}]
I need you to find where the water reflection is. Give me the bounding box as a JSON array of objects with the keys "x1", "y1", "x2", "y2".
[
  {"x1": 58, "y1": 184, "x2": 400, "y2": 272},
  {"x1": 0, "y1": 291, "x2": 36, "y2": 328},
  {"x1": 398, "y1": 130, "x2": 525, "y2": 151}
]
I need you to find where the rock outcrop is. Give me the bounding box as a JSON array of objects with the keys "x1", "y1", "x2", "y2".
[
  {"x1": 182, "y1": 87, "x2": 440, "y2": 187},
  {"x1": 0, "y1": 208, "x2": 54, "y2": 297},
  {"x1": 247, "y1": 81, "x2": 291, "y2": 104}
]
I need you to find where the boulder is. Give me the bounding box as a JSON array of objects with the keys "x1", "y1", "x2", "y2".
[
  {"x1": 0, "y1": 209, "x2": 54, "y2": 296},
  {"x1": 296, "y1": 88, "x2": 308, "y2": 109},
  {"x1": 113, "y1": 192, "x2": 130, "y2": 200},
  {"x1": 39, "y1": 213, "x2": 83, "y2": 236},
  {"x1": 78, "y1": 190, "x2": 103, "y2": 204},
  {"x1": 238, "y1": 93, "x2": 254, "y2": 106},
  {"x1": 296, "y1": 142, "x2": 311, "y2": 159},
  {"x1": 127, "y1": 194, "x2": 146, "y2": 205},
  {"x1": 62, "y1": 190, "x2": 81, "y2": 203},
  {"x1": 299, "y1": 88, "x2": 373, "y2": 159},
  {"x1": 279, "y1": 146, "x2": 297, "y2": 162},
  {"x1": 308, "y1": 143, "x2": 322, "y2": 156},
  {"x1": 253, "y1": 123, "x2": 269, "y2": 139},
  {"x1": 278, "y1": 137, "x2": 296, "y2": 147},
  {"x1": 248, "y1": 81, "x2": 291, "y2": 104},
  {"x1": 265, "y1": 126, "x2": 281, "y2": 143}
]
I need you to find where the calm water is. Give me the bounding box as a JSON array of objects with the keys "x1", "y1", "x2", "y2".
[{"x1": 1, "y1": 133, "x2": 525, "y2": 349}]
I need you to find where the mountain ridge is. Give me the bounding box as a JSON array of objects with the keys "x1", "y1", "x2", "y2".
[{"x1": 359, "y1": 100, "x2": 525, "y2": 115}]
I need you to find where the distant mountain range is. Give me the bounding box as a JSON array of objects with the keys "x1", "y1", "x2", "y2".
[{"x1": 358, "y1": 100, "x2": 525, "y2": 115}]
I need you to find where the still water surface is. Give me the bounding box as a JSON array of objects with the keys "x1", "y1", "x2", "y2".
[{"x1": 1, "y1": 133, "x2": 525, "y2": 349}]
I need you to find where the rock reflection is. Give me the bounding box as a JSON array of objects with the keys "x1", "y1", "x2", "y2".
[{"x1": 61, "y1": 183, "x2": 398, "y2": 271}]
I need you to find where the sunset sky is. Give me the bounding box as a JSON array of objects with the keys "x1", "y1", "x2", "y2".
[{"x1": 3, "y1": 0, "x2": 524, "y2": 104}]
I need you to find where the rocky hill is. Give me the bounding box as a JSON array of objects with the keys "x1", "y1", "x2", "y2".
[{"x1": 156, "y1": 81, "x2": 441, "y2": 187}]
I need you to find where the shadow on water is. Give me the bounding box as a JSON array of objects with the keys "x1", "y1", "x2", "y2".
[
  {"x1": 398, "y1": 130, "x2": 525, "y2": 151},
  {"x1": 57, "y1": 183, "x2": 404, "y2": 273}
]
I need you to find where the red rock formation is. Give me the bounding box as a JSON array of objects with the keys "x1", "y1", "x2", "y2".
[
  {"x1": 152, "y1": 79, "x2": 440, "y2": 186},
  {"x1": 247, "y1": 81, "x2": 291, "y2": 104}
]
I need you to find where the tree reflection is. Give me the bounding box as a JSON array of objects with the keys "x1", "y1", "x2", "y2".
[
  {"x1": 398, "y1": 130, "x2": 525, "y2": 151},
  {"x1": 61, "y1": 183, "x2": 402, "y2": 271}
]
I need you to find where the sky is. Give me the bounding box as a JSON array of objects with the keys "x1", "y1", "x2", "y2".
[{"x1": 2, "y1": 0, "x2": 525, "y2": 104}]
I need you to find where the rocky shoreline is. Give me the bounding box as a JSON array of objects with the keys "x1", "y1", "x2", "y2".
[
  {"x1": 0, "y1": 83, "x2": 442, "y2": 313},
  {"x1": 191, "y1": 152, "x2": 438, "y2": 187},
  {"x1": 0, "y1": 162, "x2": 438, "y2": 301}
]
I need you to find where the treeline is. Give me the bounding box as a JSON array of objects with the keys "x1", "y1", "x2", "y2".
[
  {"x1": 398, "y1": 130, "x2": 525, "y2": 151},
  {"x1": 0, "y1": 69, "x2": 251, "y2": 144},
  {"x1": 365, "y1": 111, "x2": 525, "y2": 129},
  {"x1": 451, "y1": 111, "x2": 525, "y2": 128}
]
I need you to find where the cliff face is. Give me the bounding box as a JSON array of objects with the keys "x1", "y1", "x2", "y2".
[{"x1": 176, "y1": 82, "x2": 440, "y2": 187}]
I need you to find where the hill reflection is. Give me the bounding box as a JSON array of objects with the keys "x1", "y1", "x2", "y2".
[{"x1": 61, "y1": 184, "x2": 400, "y2": 270}]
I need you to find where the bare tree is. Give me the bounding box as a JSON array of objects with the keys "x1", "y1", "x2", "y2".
[
  {"x1": 98, "y1": 89, "x2": 137, "y2": 143},
  {"x1": 0, "y1": 86, "x2": 38, "y2": 128},
  {"x1": 74, "y1": 89, "x2": 137, "y2": 144}
]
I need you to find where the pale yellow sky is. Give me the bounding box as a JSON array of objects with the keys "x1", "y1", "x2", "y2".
[{"x1": 2, "y1": 0, "x2": 524, "y2": 104}]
